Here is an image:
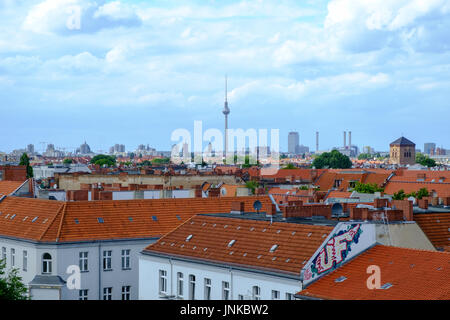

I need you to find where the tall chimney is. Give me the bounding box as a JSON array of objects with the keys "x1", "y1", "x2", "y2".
[
  {"x1": 343, "y1": 131, "x2": 347, "y2": 149},
  {"x1": 316, "y1": 132, "x2": 319, "y2": 152},
  {"x1": 349, "y1": 131, "x2": 352, "y2": 148}
]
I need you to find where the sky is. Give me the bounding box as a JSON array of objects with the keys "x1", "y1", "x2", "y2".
[{"x1": 0, "y1": 0, "x2": 449, "y2": 154}]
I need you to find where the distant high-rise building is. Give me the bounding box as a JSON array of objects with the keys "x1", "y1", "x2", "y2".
[
  {"x1": 295, "y1": 145, "x2": 309, "y2": 154},
  {"x1": 288, "y1": 132, "x2": 299, "y2": 154},
  {"x1": 79, "y1": 141, "x2": 91, "y2": 155},
  {"x1": 424, "y1": 143, "x2": 436, "y2": 155},
  {"x1": 27, "y1": 144, "x2": 35, "y2": 155}
]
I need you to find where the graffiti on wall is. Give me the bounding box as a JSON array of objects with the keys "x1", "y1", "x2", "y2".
[{"x1": 303, "y1": 224, "x2": 363, "y2": 283}]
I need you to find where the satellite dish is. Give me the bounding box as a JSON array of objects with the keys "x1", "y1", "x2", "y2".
[{"x1": 253, "y1": 200, "x2": 262, "y2": 212}]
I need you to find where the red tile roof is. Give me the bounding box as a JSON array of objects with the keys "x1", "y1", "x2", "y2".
[
  {"x1": 144, "y1": 215, "x2": 334, "y2": 275},
  {"x1": 298, "y1": 245, "x2": 450, "y2": 300},
  {"x1": 414, "y1": 213, "x2": 450, "y2": 250},
  {"x1": 326, "y1": 191, "x2": 352, "y2": 199},
  {"x1": 0, "y1": 180, "x2": 25, "y2": 197},
  {"x1": 0, "y1": 196, "x2": 272, "y2": 243},
  {"x1": 314, "y1": 171, "x2": 392, "y2": 192}
]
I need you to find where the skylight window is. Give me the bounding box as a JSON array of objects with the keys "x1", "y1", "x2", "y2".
[
  {"x1": 23, "y1": 216, "x2": 28, "y2": 221},
  {"x1": 307, "y1": 232, "x2": 312, "y2": 237},
  {"x1": 176, "y1": 215, "x2": 181, "y2": 220},
  {"x1": 262, "y1": 228, "x2": 267, "y2": 232},
  {"x1": 291, "y1": 231, "x2": 296, "y2": 236},
  {"x1": 277, "y1": 230, "x2": 281, "y2": 234},
  {"x1": 257, "y1": 255, "x2": 262, "y2": 259},
  {"x1": 186, "y1": 234, "x2": 193, "y2": 242},
  {"x1": 43, "y1": 218, "x2": 48, "y2": 224},
  {"x1": 228, "y1": 240, "x2": 236, "y2": 247},
  {"x1": 335, "y1": 276, "x2": 347, "y2": 283},
  {"x1": 272, "y1": 257, "x2": 276, "y2": 261},
  {"x1": 5, "y1": 214, "x2": 9, "y2": 219},
  {"x1": 236, "y1": 226, "x2": 241, "y2": 230},
  {"x1": 203, "y1": 248, "x2": 207, "y2": 252},
  {"x1": 32, "y1": 216, "x2": 38, "y2": 223},
  {"x1": 128, "y1": 217, "x2": 133, "y2": 222},
  {"x1": 285, "y1": 259, "x2": 290, "y2": 263},
  {"x1": 224, "y1": 225, "x2": 228, "y2": 229},
  {"x1": 10, "y1": 214, "x2": 16, "y2": 220},
  {"x1": 270, "y1": 244, "x2": 278, "y2": 253},
  {"x1": 250, "y1": 227, "x2": 255, "y2": 231},
  {"x1": 152, "y1": 216, "x2": 158, "y2": 221},
  {"x1": 74, "y1": 218, "x2": 79, "y2": 224},
  {"x1": 380, "y1": 283, "x2": 393, "y2": 290},
  {"x1": 97, "y1": 217, "x2": 104, "y2": 223}
]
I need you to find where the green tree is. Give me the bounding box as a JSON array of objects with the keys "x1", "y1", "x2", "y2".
[
  {"x1": 19, "y1": 153, "x2": 33, "y2": 178},
  {"x1": 416, "y1": 153, "x2": 436, "y2": 167},
  {"x1": 245, "y1": 180, "x2": 259, "y2": 194},
  {"x1": 354, "y1": 182, "x2": 384, "y2": 194},
  {"x1": 416, "y1": 188, "x2": 429, "y2": 200},
  {"x1": 392, "y1": 189, "x2": 407, "y2": 200},
  {"x1": 0, "y1": 259, "x2": 29, "y2": 300},
  {"x1": 282, "y1": 163, "x2": 297, "y2": 169},
  {"x1": 63, "y1": 158, "x2": 73, "y2": 165},
  {"x1": 358, "y1": 153, "x2": 373, "y2": 160},
  {"x1": 152, "y1": 157, "x2": 170, "y2": 165},
  {"x1": 90, "y1": 155, "x2": 116, "y2": 167},
  {"x1": 312, "y1": 150, "x2": 352, "y2": 169}
]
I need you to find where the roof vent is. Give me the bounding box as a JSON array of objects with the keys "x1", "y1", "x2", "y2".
[
  {"x1": 243, "y1": 253, "x2": 247, "y2": 257},
  {"x1": 213, "y1": 224, "x2": 217, "y2": 227},
  {"x1": 277, "y1": 230, "x2": 281, "y2": 234},
  {"x1": 176, "y1": 215, "x2": 181, "y2": 220},
  {"x1": 32, "y1": 216, "x2": 38, "y2": 223},
  {"x1": 10, "y1": 214, "x2": 16, "y2": 220},
  {"x1": 335, "y1": 276, "x2": 347, "y2": 283},
  {"x1": 23, "y1": 216, "x2": 28, "y2": 221},
  {"x1": 272, "y1": 257, "x2": 276, "y2": 261},
  {"x1": 236, "y1": 226, "x2": 241, "y2": 230},
  {"x1": 285, "y1": 259, "x2": 290, "y2": 263},
  {"x1": 192, "y1": 246, "x2": 196, "y2": 250},
  {"x1": 229, "y1": 251, "x2": 234, "y2": 255},
  {"x1": 228, "y1": 240, "x2": 236, "y2": 247},
  {"x1": 257, "y1": 255, "x2": 262, "y2": 259},
  {"x1": 250, "y1": 227, "x2": 255, "y2": 231},
  {"x1": 270, "y1": 244, "x2": 278, "y2": 252},
  {"x1": 262, "y1": 228, "x2": 267, "y2": 232},
  {"x1": 291, "y1": 231, "x2": 296, "y2": 236},
  {"x1": 97, "y1": 217, "x2": 104, "y2": 223},
  {"x1": 380, "y1": 283, "x2": 393, "y2": 290},
  {"x1": 186, "y1": 234, "x2": 193, "y2": 242},
  {"x1": 43, "y1": 218, "x2": 48, "y2": 224},
  {"x1": 203, "y1": 248, "x2": 207, "y2": 251},
  {"x1": 307, "y1": 232, "x2": 312, "y2": 237},
  {"x1": 224, "y1": 225, "x2": 228, "y2": 229}
]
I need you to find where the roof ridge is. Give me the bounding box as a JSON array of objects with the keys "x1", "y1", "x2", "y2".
[
  {"x1": 39, "y1": 202, "x2": 66, "y2": 241},
  {"x1": 55, "y1": 203, "x2": 68, "y2": 242}
]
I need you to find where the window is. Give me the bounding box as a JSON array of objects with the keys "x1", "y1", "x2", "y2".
[
  {"x1": 103, "y1": 250, "x2": 112, "y2": 271},
  {"x1": 272, "y1": 290, "x2": 280, "y2": 300},
  {"x1": 1, "y1": 247, "x2": 6, "y2": 262},
  {"x1": 121, "y1": 286, "x2": 131, "y2": 300},
  {"x1": 238, "y1": 294, "x2": 244, "y2": 300},
  {"x1": 103, "y1": 287, "x2": 112, "y2": 300},
  {"x1": 286, "y1": 293, "x2": 294, "y2": 300},
  {"x1": 222, "y1": 281, "x2": 230, "y2": 300},
  {"x1": 42, "y1": 253, "x2": 52, "y2": 274},
  {"x1": 159, "y1": 270, "x2": 168, "y2": 294},
  {"x1": 189, "y1": 275, "x2": 196, "y2": 300},
  {"x1": 252, "y1": 286, "x2": 261, "y2": 300},
  {"x1": 79, "y1": 252, "x2": 88, "y2": 272},
  {"x1": 177, "y1": 272, "x2": 184, "y2": 298},
  {"x1": 23, "y1": 251, "x2": 27, "y2": 272},
  {"x1": 121, "y1": 249, "x2": 130, "y2": 270},
  {"x1": 204, "y1": 278, "x2": 212, "y2": 300},
  {"x1": 79, "y1": 289, "x2": 88, "y2": 300},
  {"x1": 10, "y1": 249, "x2": 15, "y2": 267}
]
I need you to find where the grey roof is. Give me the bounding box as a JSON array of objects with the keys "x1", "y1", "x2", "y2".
[
  {"x1": 390, "y1": 137, "x2": 415, "y2": 146},
  {"x1": 29, "y1": 275, "x2": 66, "y2": 287}
]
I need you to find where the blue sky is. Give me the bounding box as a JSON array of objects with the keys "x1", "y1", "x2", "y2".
[{"x1": 0, "y1": 0, "x2": 449, "y2": 153}]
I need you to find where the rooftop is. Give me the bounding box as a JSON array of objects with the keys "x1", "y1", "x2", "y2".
[
  {"x1": 390, "y1": 136, "x2": 416, "y2": 146},
  {"x1": 297, "y1": 245, "x2": 450, "y2": 300}
]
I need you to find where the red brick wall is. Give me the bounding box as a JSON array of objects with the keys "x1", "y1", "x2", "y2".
[
  {"x1": 391, "y1": 200, "x2": 413, "y2": 221},
  {"x1": 0, "y1": 166, "x2": 27, "y2": 181}
]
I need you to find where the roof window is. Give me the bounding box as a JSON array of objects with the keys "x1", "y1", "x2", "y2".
[
  {"x1": 152, "y1": 216, "x2": 158, "y2": 221},
  {"x1": 176, "y1": 215, "x2": 181, "y2": 220},
  {"x1": 186, "y1": 234, "x2": 193, "y2": 242},
  {"x1": 335, "y1": 276, "x2": 347, "y2": 283},
  {"x1": 228, "y1": 240, "x2": 236, "y2": 247},
  {"x1": 97, "y1": 217, "x2": 104, "y2": 223},
  {"x1": 10, "y1": 214, "x2": 16, "y2": 220},
  {"x1": 270, "y1": 244, "x2": 278, "y2": 253},
  {"x1": 74, "y1": 218, "x2": 79, "y2": 224},
  {"x1": 32, "y1": 216, "x2": 38, "y2": 223},
  {"x1": 380, "y1": 283, "x2": 393, "y2": 290}
]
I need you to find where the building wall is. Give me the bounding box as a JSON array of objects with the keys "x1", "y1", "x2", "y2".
[
  {"x1": 57, "y1": 174, "x2": 241, "y2": 191},
  {"x1": 0, "y1": 237, "x2": 154, "y2": 300},
  {"x1": 139, "y1": 255, "x2": 300, "y2": 300},
  {"x1": 390, "y1": 145, "x2": 416, "y2": 165},
  {"x1": 375, "y1": 222, "x2": 436, "y2": 251}
]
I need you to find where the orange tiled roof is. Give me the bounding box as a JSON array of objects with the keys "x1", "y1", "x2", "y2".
[
  {"x1": 0, "y1": 196, "x2": 272, "y2": 243},
  {"x1": 414, "y1": 213, "x2": 450, "y2": 250},
  {"x1": 298, "y1": 245, "x2": 450, "y2": 300},
  {"x1": 0, "y1": 180, "x2": 25, "y2": 197},
  {"x1": 326, "y1": 191, "x2": 352, "y2": 199},
  {"x1": 144, "y1": 215, "x2": 334, "y2": 275},
  {"x1": 315, "y1": 171, "x2": 392, "y2": 192},
  {"x1": 384, "y1": 181, "x2": 450, "y2": 197}
]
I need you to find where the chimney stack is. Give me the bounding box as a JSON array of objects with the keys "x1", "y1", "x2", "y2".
[
  {"x1": 343, "y1": 131, "x2": 347, "y2": 149},
  {"x1": 349, "y1": 131, "x2": 352, "y2": 149}
]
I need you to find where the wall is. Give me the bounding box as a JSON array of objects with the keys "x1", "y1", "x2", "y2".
[
  {"x1": 375, "y1": 223, "x2": 436, "y2": 250},
  {"x1": 139, "y1": 255, "x2": 300, "y2": 300}
]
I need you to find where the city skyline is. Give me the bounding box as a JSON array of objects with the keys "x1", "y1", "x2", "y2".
[{"x1": 1, "y1": 0, "x2": 449, "y2": 152}]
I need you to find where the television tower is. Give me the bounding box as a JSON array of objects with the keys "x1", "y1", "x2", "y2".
[{"x1": 222, "y1": 76, "x2": 230, "y2": 157}]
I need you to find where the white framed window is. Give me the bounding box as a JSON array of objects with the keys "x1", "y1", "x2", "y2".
[
  {"x1": 286, "y1": 293, "x2": 294, "y2": 300},
  {"x1": 79, "y1": 252, "x2": 88, "y2": 272},
  {"x1": 177, "y1": 272, "x2": 184, "y2": 298},
  {"x1": 222, "y1": 281, "x2": 230, "y2": 300},
  {"x1": 272, "y1": 290, "x2": 280, "y2": 300},
  {"x1": 103, "y1": 287, "x2": 112, "y2": 300},
  {"x1": 189, "y1": 275, "x2": 196, "y2": 300},
  {"x1": 10, "y1": 248, "x2": 15, "y2": 267},
  {"x1": 23, "y1": 251, "x2": 27, "y2": 272},
  {"x1": 103, "y1": 250, "x2": 112, "y2": 271},
  {"x1": 42, "y1": 253, "x2": 52, "y2": 274},
  {"x1": 159, "y1": 270, "x2": 168, "y2": 294},
  {"x1": 79, "y1": 289, "x2": 88, "y2": 300},
  {"x1": 1, "y1": 247, "x2": 6, "y2": 262},
  {"x1": 121, "y1": 249, "x2": 130, "y2": 270},
  {"x1": 252, "y1": 286, "x2": 261, "y2": 300},
  {"x1": 121, "y1": 286, "x2": 131, "y2": 300},
  {"x1": 204, "y1": 278, "x2": 212, "y2": 300}
]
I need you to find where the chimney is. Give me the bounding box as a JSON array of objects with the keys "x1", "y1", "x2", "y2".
[
  {"x1": 343, "y1": 131, "x2": 347, "y2": 149},
  {"x1": 349, "y1": 131, "x2": 352, "y2": 148}
]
